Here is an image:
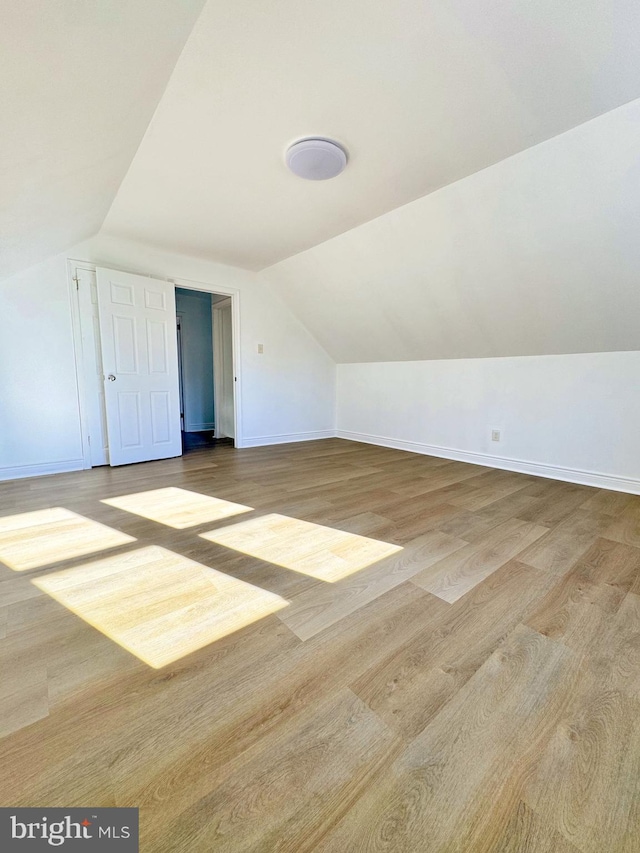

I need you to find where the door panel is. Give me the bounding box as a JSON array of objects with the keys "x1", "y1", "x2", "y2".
[
  {"x1": 113, "y1": 315, "x2": 138, "y2": 373},
  {"x1": 147, "y1": 319, "x2": 168, "y2": 373},
  {"x1": 117, "y1": 392, "x2": 143, "y2": 448},
  {"x1": 97, "y1": 268, "x2": 181, "y2": 466},
  {"x1": 150, "y1": 391, "x2": 172, "y2": 443},
  {"x1": 110, "y1": 281, "x2": 135, "y2": 305}
]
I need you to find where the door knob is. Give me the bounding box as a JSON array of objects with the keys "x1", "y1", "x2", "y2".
[{"x1": 107, "y1": 374, "x2": 116, "y2": 381}]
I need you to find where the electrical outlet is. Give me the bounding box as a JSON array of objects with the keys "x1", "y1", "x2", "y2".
[
  {"x1": 257, "y1": 343, "x2": 264, "y2": 354},
  {"x1": 491, "y1": 429, "x2": 501, "y2": 442}
]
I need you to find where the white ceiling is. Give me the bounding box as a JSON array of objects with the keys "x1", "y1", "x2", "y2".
[
  {"x1": 102, "y1": 0, "x2": 640, "y2": 270},
  {"x1": 263, "y1": 100, "x2": 640, "y2": 362},
  {"x1": 0, "y1": 0, "x2": 205, "y2": 280}
]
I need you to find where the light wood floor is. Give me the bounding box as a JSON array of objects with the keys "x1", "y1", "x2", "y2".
[{"x1": 1, "y1": 438, "x2": 640, "y2": 851}]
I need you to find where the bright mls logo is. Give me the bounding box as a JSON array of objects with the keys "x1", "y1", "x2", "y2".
[{"x1": 0, "y1": 809, "x2": 138, "y2": 851}]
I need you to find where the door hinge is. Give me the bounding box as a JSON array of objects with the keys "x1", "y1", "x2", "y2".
[{"x1": 73, "y1": 275, "x2": 80, "y2": 290}]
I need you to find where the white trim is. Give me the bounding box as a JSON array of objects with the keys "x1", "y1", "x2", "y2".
[
  {"x1": 212, "y1": 296, "x2": 234, "y2": 440},
  {"x1": 173, "y1": 280, "x2": 242, "y2": 446},
  {"x1": 336, "y1": 429, "x2": 640, "y2": 495},
  {"x1": 67, "y1": 260, "x2": 93, "y2": 469},
  {"x1": 186, "y1": 422, "x2": 216, "y2": 432},
  {"x1": 0, "y1": 459, "x2": 85, "y2": 483},
  {"x1": 242, "y1": 430, "x2": 335, "y2": 448}
]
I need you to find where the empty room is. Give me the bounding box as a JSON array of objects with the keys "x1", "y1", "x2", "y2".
[{"x1": 1, "y1": 1, "x2": 640, "y2": 850}]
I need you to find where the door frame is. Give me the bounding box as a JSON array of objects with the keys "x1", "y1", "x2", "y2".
[
  {"x1": 212, "y1": 296, "x2": 233, "y2": 439},
  {"x1": 175, "y1": 312, "x2": 186, "y2": 432},
  {"x1": 68, "y1": 261, "x2": 242, "y2": 468},
  {"x1": 172, "y1": 279, "x2": 240, "y2": 445},
  {"x1": 68, "y1": 260, "x2": 101, "y2": 470}
]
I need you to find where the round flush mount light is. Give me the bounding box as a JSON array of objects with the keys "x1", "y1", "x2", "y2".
[{"x1": 285, "y1": 137, "x2": 348, "y2": 180}]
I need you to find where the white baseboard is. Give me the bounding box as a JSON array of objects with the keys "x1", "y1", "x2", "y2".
[
  {"x1": 6, "y1": 434, "x2": 637, "y2": 495},
  {"x1": 185, "y1": 422, "x2": 215, "y2": 432},
  {"x1": 240, "y1": 430, "x2": 336, "y2": 448},
  {"x1": 336, "y1": 430, "x2": 640, "y2": 495},
  {"x1": 0, "y1": 458, "x2": 86, "y2": 483}
]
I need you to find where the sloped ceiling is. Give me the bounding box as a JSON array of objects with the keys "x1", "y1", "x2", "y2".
[
  {"x1": 103, "y1": 0, "x2": 640, "y2": 270},
  {"x1": 0, "y1": 0, "x2": 205, "y2": 280},
  {"x1": 4, "y1": 1, "x2": 640, "y2": 364},
  {"x1": 262, "y1": 100, "x2": 640, "y2": 362}
]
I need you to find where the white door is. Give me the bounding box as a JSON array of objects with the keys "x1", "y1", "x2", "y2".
[
  {"x1": 213, "y1": 298, "x2": 235, "y2": 439},
  {"x1": 96, "y1": 267, "x2": 181, "y2": 466}
]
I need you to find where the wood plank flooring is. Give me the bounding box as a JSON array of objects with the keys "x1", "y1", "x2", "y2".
[{"x1": 1, "y1": 438, "x2": 639, "y2": 851}]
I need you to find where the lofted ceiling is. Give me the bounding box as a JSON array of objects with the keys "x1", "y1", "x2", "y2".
[
  {"x1": 0, "y1": 0, "x2": 205, "y2": 280},
  {"x1": 4, "y1": 0, "x2": 640, "y2": 289},
  {"x1": 262, "y1": 99, "x2": 640, "y2": 363},
  {"x1": 102, "y1": 0, "x2": 640, "y2": 270}
]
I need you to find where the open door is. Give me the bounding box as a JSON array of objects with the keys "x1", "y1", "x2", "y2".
[
  {"x1": 96, "y1": 267, "x2": 182, "y2": 466},
  {"x1": 212, "y1": 297, "x2": 235, "y2": 439}
]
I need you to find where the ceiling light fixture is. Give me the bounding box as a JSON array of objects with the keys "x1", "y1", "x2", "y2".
[{"x1": 285, "y1": 138, "x2": 347, "y2": 181}]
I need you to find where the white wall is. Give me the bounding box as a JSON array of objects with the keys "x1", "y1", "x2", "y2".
[
  {"x1": 259, "y1": 100, "x2": 640, "y2": 493},
  {"x1": 337, "y1": 352, "x2": 640, "y2": 493},
  {"x1": 0, "y1": 254, "x2": 85, "y2": 479},
  {"x1": 0, "y1": 234, "x2": 336, "y2": 480},
  {"x1": 73, "y1": 234, "x2": 336, "y2": 447},
  {"x1": 263, "y1": 98, "x2": 640, "y2": 363}
]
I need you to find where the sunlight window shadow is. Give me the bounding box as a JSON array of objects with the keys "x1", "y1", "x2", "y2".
[
  {"x1": 102, "y1": 487, "x2": 252, "y2": 529},
  {"x1": 0, "y1": 507, "x2": 135, "y2": 572},
  {"x1": 31, "y1": 545, "x2": 288, "y2": 668},
  {"x1": 200, "y1": 513, "x2": 402, "y2": 582}
]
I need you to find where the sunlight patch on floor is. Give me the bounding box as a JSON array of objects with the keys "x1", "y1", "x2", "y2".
[
  {"x1": 102, "y1": 487, "x2": 253, "y2": 529},
  {"x1": 200, "y1": 513, "x2": 402, "y2": 582},
  {"x1": 31, "y1": 545, "x2": 288, "y2": 668},
  {"x1": 0, "y1": 508, "x2": 135, "y2": 572}
]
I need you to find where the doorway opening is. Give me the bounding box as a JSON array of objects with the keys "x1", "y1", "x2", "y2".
[
  {"x1": 175, "y1": 287, "x2": 235, "y2": 455},
  {"x1": 70, "y1": 264, "x2": 239, "y2": 469}
]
